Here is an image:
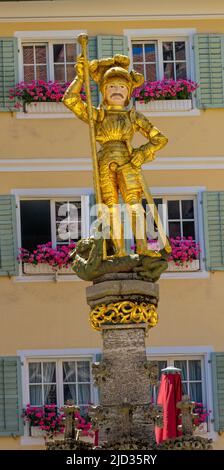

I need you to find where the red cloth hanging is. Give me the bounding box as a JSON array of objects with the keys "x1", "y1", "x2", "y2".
[{"x1": 155, "y1": 373, "x2": 182, "y2": 444}]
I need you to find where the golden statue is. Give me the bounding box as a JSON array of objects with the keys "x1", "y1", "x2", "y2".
[{"x1": 63, "y1": 35, "x2": 171, "y2": 258}]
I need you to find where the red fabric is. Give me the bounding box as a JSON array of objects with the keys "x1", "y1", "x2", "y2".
[
  {"x1": 94, "y1": 429, "x2": 99, "y2": 447},
  {"x1": 155, "y1": 373, "x2": 182, "y2": 444}
]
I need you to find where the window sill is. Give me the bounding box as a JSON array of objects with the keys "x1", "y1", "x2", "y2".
[
  {"x1": 16, "y1": 102, "x2": 74, "y2": 119},
  {"x1": 20, "y1": 436, "x2": 45, "y2": 446},
  {"x1": 13, "y1": 274, "x2": 81, "y2": 283},
  {"x1": 161, "y1": 270, "x2": 209, "y2": 280},
  {"x1": 135, "y1": 100, "x2": 200, "y2": 117}
]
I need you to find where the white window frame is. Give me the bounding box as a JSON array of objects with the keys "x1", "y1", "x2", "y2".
[
  {"x1": 12, "y1": 187, "x2": 92, "y2": 282},
  {"x1": 124, "y1": 28, "x2": 199, "y2": 117},
  {"x1": 18, "y1": 348, "x2": 100, "y2": 444},
  {"x1": 27, "y1": 357, "x2": 93, "y2": 408},
  {"x1": 155, "y1": 195, "x2": 198, "y2": 242},
  {"x1": 132, "y1": 38, "x2": 190, "y2": 82},
  {"x1": 149, "y1": 186, "x2": 208, "y2": 280},
  {"x1": 21, "y1": 39, "x2": 78, "y2": 83},
  {"x1": 15, "y1": 30, "x2": 86, "y2": 83},
  {"x1": 146, "y1": 346, "x2": 215, "y2": 436}
]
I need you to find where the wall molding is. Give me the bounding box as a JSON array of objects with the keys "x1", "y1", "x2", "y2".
[
  {"x1": 1, "y1": 156, "x2": 224, "y2": 172},
  {"x1": 1, "y1": 14, "x2": 224, "y2": 23}
]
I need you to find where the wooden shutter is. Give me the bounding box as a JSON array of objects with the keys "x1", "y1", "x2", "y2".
[
  {"x1": 0, "y1": 357, "x2": 23, "y2": 436},
  {"x1": 0, "y1": 38, "x2": 18, "y2": 111},
  {"x1": 211, "y1": 353, "x2": 224, "y2": 433},
  {"x1": 88, "y1": 36, "x2": 99, "y2": 107},
  {"x1": 194, "y1": 34, "x2": 224, "y2": 108},
  {"x1": 202, "y1": 192, "x2": 224, "y2": 271},
  {"x1": 0, "y1": 195, "x2": 18, "y2": 276},
  {"x1": 97, "y1": 35, "x2": 128, "y2": 58}
]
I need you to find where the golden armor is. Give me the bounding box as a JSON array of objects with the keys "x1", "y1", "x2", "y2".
[{"x1": 63, "y1": 48, "x2": 170, "y2": 257}]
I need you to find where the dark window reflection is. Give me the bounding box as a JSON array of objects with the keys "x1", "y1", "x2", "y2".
[{"x1": 20, "y1": 200, "x2": 51, "y2": 251}]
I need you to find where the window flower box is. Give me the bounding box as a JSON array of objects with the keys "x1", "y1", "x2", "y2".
[
  {"x1": 25, "y1": 102, "x2": 72, "y2": 114},
  {"x1": 167, "y1": 259, "x2": 200, "y2": 272},
  {"x1": 30, "y1": 426, "x2": 46, "y2": 438},
  {"x1": 133, "y1": 79, "x2": 198, "y2": 113},
  {"x1": 23, "y1": 263, "x2": 74, "y2": 275},
  {"x1": 135, "y1": 99, "x2": 192, "y2": 113}
]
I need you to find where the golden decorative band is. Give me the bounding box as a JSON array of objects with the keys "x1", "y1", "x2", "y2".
[{"x1": 90, "y1": 300, "x2": 158, "y2": 331}]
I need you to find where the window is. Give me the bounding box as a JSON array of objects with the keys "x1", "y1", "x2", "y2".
[
  {"x1": 143, "y1": 196, "x2": 197, "y2": 241},
  {"x1": 149, "y1": 357, "x2": 204, "y2": 404},
  {"x1": 20, "y1": 198, "x2": 82, "y2": 252},
  {"x1": 28, "y1": 359, "x2": 92, "y2": 407},
  {"x1": 132, "y1": 39, "x2": 188, "y2": 81},
  {"x1": 22, "y1": 41, "x2": 77, "y2": 83}
]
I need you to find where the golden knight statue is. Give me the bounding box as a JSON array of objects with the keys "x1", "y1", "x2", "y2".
[{"x1": 63, "y1": 34, "x2": 171, "y2": 258}]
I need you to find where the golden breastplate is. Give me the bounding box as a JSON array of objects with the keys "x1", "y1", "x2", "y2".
[{"x1": 96, "y1": 111, "x2": 134, "y2": 145}]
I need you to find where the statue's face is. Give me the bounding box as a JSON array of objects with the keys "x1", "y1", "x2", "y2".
[{"x1": 105, "y1": 80, "x2": 129, "y2": 106}]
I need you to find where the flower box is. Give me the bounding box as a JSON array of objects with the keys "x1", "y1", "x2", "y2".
[
  {"x1": 30, "y1": 426, "x2": 46, "y2": 438},
  {"x1": 25, "y1": 102, "x2": 71, "y2": 114},
  {"x1": 135, "y1": 99, "x2": 192, "y2": 113},
  {"x1": 193, "y1": 422, "x2": 208, "y2": 435},
  {"x1": 23, "y1": 263, "x2": 74, "y2": 275},
  {"x1": 167, "y1": 259, "x2": 200, "y2": 272}
]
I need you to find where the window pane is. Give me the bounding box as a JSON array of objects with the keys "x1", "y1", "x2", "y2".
[
  {"x1": 182, "y1": 382, "x2": 188, "y2": 396},
  {"x1": 44, "y1": 384, "x2": 57, "y2": 404},
  {"x1": 174, "y1": 360, "x2": 187, "y2": 381},
  {"x1": 189, "y1": 360, "x2": 201, "y2": 381},
  {"x1": 63, "y1": 362, "x2": 76, "y2": 383},
  {"x1": 20, "y1": 200, "x2": 51, "y2": 252},
  {"x1": 54, "y1": 44, "x2": 64, "y2": 62},
  {"x1": 146, "y1": 63, "x2": 157, "y2": 81},
  {"x1": 23, "y1": 46, "x2": 34, "y2": 64},
  {"x1": 158, "y1": 360, "x2": 167, "y2": 380},
  {"x1": 181, "y1": 200, "x2": 194, "y2": 219},
  {"x1": 183, "y1": 221, "x2": 195, "y2": 239},
  {"x1": 164, "y1": 62, "x2": 174, "y2": 79},
  {"x1": 145, "y1": 43, "x2": 156, "y2": 62},
  {"x1": 54, "y1": 64, "x2": 65, "y2": 82},
  {"x1": 35, "y1": 45, "x2": 47, "y2": 64},
  {"x1": 163, "y1": 42, "x2": 174, "y2": 61},
  {"x1": 43, "y1": 362, "x2": 56, "y2": 383},
  {"x1": 133, "y1": 63, "x2": 144, "y2": 76},
  {"x1": 66, "y1": 64, "x2": 75, "y2": 82},
  {"x1": 36, "y1": 65, "x2": 47, "y2": 81},
  {"x1": 169, "y1": 222, "x2": 181, "y2": 238},
  {"x1": 175, "y1": 42, "x2": 186, "y2": 60},
  {"x1": 66, "y1": 43, "x2": 76, "y2": 62},
  {"x1": 55, "y1": 200, "x2": 81, "y2": 243},
  {"x1": 77, "y1": 361, "x2": 90, "y2": 382},
  {"x1": 190, "y1": 383, "x2": 202, "y2": 403},
  {"x1": 29, "y1": 363, "x2": 42, "y2": 383},
  {"x1": 176, "y1": 62, "x2": 187, "y2": 79},
  {"x1": 30, "y1": 385, "x2": 42, "y2": 405},
  {"x1": 24, "y1": 65, "x2": 35, "y2": 82},
  {"x1": 78, "y1": 384, "x2": 91, "y2": 404},
  {"x1": 168, "y1": 200, "x2": 180, "y2": 219},
  {"x1": 132, "y1": 44, "x2": 143, "y2": 62},
  {"x1": 64, "y1": 384, "x2": 77, "y2": 403}
]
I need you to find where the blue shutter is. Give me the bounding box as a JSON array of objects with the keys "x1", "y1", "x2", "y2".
[
  {"x1": 0, "y1": 357, "x2": 23, "y2": 436},
  {"x1": 0, "y1": 195, "x2": 18, "y2": 276},
  {"x1": 194, "y1": 34, "x2": 224, "y2": 108},
  {"x1": 211, "y1": 353, "x2": 224, "y2": 433},
  {"x1": 202, "y1": 191, "x2": 224, "y2": 270},
  {"x1": 0, "y1": 38, "x2": 18, "y2": 111}
]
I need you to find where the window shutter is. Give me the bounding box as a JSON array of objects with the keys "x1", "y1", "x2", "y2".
[
  {"x1": 0, "y1": 195, "x2": 18, "y2": 276},
  {"x1": 202, "y1": 191, "x2": 224, "y2": 271},
  {"x1": 211, "y1": 353, "x2": 224, "y2": 433},
  {"x1": 194, "y1": 34, "x2": 224, "y2": 109},
  {"x1": 88, "y1": 37, "x2": 99, "y2": 107},
  {"x1": 0, "y1": 38, "x2": 18, "y2": 112},
  {"x1": 0, "y1": 357, "x2": 23, "y2": 436},
  {"x1": 97, "y1": 35, "x2": 128, "y2": 58}
]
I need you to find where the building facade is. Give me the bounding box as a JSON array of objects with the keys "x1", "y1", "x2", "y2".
[{"x1": 0, "y1": 0, "x2": 224, "y2": 449}]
